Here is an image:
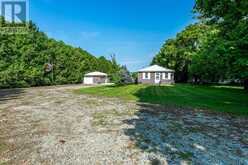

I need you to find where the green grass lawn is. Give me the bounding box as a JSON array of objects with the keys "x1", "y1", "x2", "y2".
[{"x1": 77, "y1": 84, "x2": 248, "y2": 115}]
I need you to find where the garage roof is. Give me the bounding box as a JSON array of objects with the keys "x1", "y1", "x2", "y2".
[{"x1": 85, "y1": 71, "x2": 108, "y2": 76}]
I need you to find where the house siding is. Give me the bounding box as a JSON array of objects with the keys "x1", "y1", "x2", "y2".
[
  {"x1": 138, "y1": 72, "x2": 155, "y2": 84},
  {"x1": 138, "y1": 72, "x2": 175, "y2": 84}
]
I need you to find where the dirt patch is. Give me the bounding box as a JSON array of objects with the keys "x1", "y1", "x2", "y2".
[{"x1": 92, "y1": 109, "x2": 137, "y2": 127}]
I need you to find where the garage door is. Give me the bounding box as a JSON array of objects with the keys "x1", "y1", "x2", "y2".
[{"x1": 84, "y1": 77, "x2": 93, "y2": 84}]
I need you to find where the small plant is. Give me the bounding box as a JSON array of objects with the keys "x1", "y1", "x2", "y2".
[{"x1": 178, "y1": 151, "x2": 193, "y2": 161}]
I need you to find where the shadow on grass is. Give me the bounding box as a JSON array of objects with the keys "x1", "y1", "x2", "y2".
[
  {"x1": 122, "y1": 85, "x2": 248, "y2": 164},
  {"x1": 134, "y1": 85, "x2": 248, "y2": 115},
  {"x1": 0, "y1": 88, "x2": 25, "y2": 104}
]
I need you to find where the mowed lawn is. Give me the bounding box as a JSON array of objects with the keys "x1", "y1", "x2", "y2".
[{"x1": 77, "y1": 84, "x2": 248, "y2": 115}]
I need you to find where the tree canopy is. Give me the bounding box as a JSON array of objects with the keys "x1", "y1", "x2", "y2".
[
  {"x1": 0, "y1": 19, "x2": 121, "y2": 88},
  {"x1": 194, "y1": 0, "x2": 248, "y2": 89},
  {"x1": 152, "y1": 23, "x2": 213, "y2": 82},
  {"x1": 152, "y1": 0, "x2": 248, "y2": 90}
]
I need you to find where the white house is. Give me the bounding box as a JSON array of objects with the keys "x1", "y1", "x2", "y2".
[{"x1": 138, "y1": 65, "x2": 175, "y2": 84}]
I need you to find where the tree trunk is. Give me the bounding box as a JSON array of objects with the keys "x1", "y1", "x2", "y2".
[{"x1": 244, "y1": 79, "x2": 248, "y2": 91}]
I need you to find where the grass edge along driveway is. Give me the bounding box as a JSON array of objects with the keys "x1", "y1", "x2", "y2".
[{"x1": 76, "y1": 84, "x2": 248, "y2": 116}]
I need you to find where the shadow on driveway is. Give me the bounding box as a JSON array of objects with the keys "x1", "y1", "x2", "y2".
[
  {"x1": 122, "y1": 95, "x2": 248, "y2": 164},
  {"x1": 0, "y1": 88, "x2": 25, "y2": 104}
]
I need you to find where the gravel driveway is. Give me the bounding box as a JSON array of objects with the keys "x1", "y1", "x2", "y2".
[{"x1": 0, "y1": 85, "x2": 248, "y2": 165}]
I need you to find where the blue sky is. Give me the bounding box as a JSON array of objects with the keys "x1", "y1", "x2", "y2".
[{"x1": 30, "y1": 0, "x2": 195, "y2": 71}]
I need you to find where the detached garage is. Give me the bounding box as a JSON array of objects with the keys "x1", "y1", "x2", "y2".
[{"x1": 84, "y1": 72, "x2": 108, "y2": 85}]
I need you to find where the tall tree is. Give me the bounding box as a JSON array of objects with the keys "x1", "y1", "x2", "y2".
[
  {"x1": 152, "y1": 23, "x2": 211, "y2": 82},
  {"x1": 118, "y1": 65, "x2": 133, "y2": 85},
  {"x1": 194, "y1": 0, "x2": 248, "y2": 90}
]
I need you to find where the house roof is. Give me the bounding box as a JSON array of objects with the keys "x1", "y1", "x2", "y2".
[
  {"x1": 85, "y1": 71, "x2": 108, "y2": 76},
  {"x1": 138, "y1": 65, "x2": 175, "y2": 72}
]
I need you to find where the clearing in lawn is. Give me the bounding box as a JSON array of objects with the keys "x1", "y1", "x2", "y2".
[{"x1": 77, "y1": 84, "x2": 248, "y2": 115}]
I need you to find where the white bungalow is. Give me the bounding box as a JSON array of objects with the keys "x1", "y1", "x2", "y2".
[{"x1": 138, "y1": 65, "x2": 175, "y2": 84}]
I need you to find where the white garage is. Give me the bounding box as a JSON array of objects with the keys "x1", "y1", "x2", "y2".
[
  {"x1": 84, "y1": 77, "x2": 94, "y2": 84},
  {"x1": 83, "y1": 72, "x2": 108, "y2": 85}
]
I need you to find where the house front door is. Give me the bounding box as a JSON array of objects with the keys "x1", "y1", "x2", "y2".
[{"x1": 155, "y1": 73, "x2": 161, "y2": 84}]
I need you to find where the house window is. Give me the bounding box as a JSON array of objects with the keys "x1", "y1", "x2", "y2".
[
  {"x1": 171, "y1": 73, "x2": 174, "y2": 80},
  {"x1": 162, "y1": 73, "x2": 168, "y2": 79},
  {"x1": 155, "y1": 73, "x2": 160, "y2": 79},
  {"x1": 145, "y1": 73, "x2": 149, "y2": 79},
  {"x1": 143, "y1": 72, "x2": 150, "y2": 79}
]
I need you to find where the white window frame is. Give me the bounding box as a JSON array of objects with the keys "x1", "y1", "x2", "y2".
[
  {"x1": 168, "y1": 73, "x2": 171, "y2": 80},
  {"x1": 170, "y1": 73, "x2": 174, "y2": 80},
  {"x1": 162, "y1": 73, "x2": 169, "y2": 80},
  {"x1": 142, "y1": 72, "x2": 150, "y2": 79}
]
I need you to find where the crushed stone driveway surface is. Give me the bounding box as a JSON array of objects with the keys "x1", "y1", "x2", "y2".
[{"x1": 0, "y1": 85, "x2": 248, "y2": 165}]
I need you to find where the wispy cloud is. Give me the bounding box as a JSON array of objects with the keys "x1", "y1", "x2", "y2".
[{"x1": 80, "y1": 31, "x2": 100, "y2": 39}]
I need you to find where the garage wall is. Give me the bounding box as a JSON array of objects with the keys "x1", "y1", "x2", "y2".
[
  {"x1": 84, "y1": 77, "x2": 93, "y2": 84},
  {"x1": 84, "y1": 76, "x2": 108, "y2": 84}
]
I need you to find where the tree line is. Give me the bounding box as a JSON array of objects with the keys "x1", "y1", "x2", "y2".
[
  {"x1": 0, "y1": 18, "x2": 123, "y2": 88},
  {"x1": 152, "y1": 0, "x2": 248, "y2": 90}
]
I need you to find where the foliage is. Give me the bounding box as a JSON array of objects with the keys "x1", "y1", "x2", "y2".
[
  {"x1": 0, "y1": 19, "x2": 121, "y2": 88},
  {"x1": 152, "y1": 0, "x2": 248, "y2": 90},
  {"x1": 107, "y1": 54, "x2": 122, "y2": 83},
  {"x1": 77, "y1": 84, "x2": 248, "y2": 115},
  {"x1": 194, "y1": 0, "x2": 248, "y2": 89},
  {"x1": 131, "y1": 72, "x2": 138, "y2": 84},
  {"x1": 152, "y1": 23, "x2": 212, "y2": 82},
  {"x1": 117, "y1": 65, "x2": 133, "y2": 85}
]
